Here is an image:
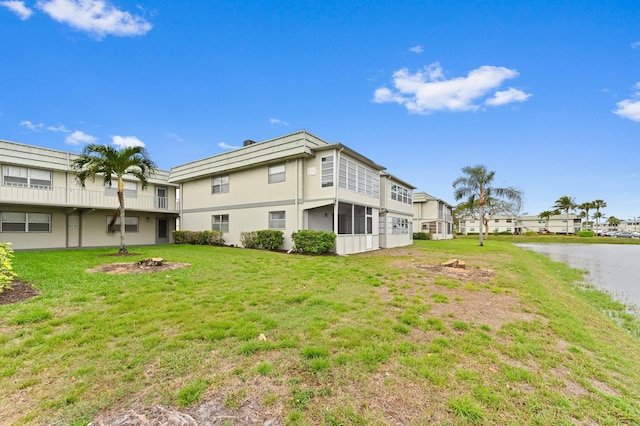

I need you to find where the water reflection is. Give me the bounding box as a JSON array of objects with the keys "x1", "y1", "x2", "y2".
[{"x1": 516, "y1": 243, "x2": 640, "y2": 308}]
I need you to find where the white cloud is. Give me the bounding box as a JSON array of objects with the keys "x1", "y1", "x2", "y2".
[
  {"x1": 485, "y1": 87, "x2": 532, "y2": 106},
  {"x1": 36, "y1": 0, "x2": 152, "y2": 38},
  {"x1": 269, "y1": 117, "x2": 289, "y2": 126},
  {"x1": 408, "y1": 45, "x2": 423, "y2": 53},
  {"x1": 218, "y1": 142, "x2": 240, "y2": 150},
  {"x1": 166, "y1": 133, "x2": 184, "y2": 143},
  {"x1": 20, "y1": 120, "x2": 44, "y2": 131},
  {"x1": 66, "y1": 130, "x2": 96, "y2": 145},
  {"x1": 1, "y1": 0, "x2": 34, "y2": 19},
  {"x1": 631, "y1": 41, "x2": 640, "y2": 48},
  {"x1": 373, "y1": 62, "x2": 531, "y2": 114},
  {"x1": 112, "y1": 135, "x2": 144, "y2": 148},
  {"x1": 47, "y1": 124, "x2": 70, "y2": 132},
  {"x1": 613, "y1": 82, "x2": 640, "y2": 122}
]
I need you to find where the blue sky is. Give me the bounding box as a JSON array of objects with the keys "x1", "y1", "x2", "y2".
[{"x1": 2, "y1": 0, "x2": 640, "y2": 220}]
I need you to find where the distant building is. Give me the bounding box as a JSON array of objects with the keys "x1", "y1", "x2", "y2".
[
  {"x1": 458, "y1": 213, "x2": 581, "y2": 235},
  {"x1": 412, "y1": 191, "x2": 454, "y2": 240}
]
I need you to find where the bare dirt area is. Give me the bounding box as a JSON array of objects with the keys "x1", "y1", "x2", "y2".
[{"x1": 86, "y1": 260, "x2": 191, "y2": 274}]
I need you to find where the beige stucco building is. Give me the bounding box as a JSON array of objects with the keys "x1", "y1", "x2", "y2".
[
  {"x1": 412, "y1": 191, "x2": 454, "y2": 240},
  {"x1": 169, "y1": 131, "x2": 415, "y2": 255},
  {"x1": 0, "y1": 139, "x2": 179, "y2": 250},
  {"x1": 458, "y1": 213, "x2": 581, "y2": 235}
]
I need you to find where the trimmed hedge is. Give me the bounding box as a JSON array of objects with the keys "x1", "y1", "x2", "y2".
[
  {"x1": 292, "y1": 230, "x2": 336, "y2": 254},
  {"x1": 413, "y1": 232, "x2": 431, "y2": 240},
  {"x1": 578, "y1": 230, "x2": 595, "y2": 237},
  {"x1": 240, "y1": 230, "x2": 284, "y2": 251},
  {"x1": 172, "y1": 230, "x2": 225, "y2": 246}
]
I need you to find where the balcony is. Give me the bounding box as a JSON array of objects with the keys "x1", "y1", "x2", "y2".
[{"x1": 0, "y1": 184, "x2": 179, "y2": 213}]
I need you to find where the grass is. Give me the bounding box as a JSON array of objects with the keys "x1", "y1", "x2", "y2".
[{"x1": 1, "y1": 240, "x2": 640, "y2": 424}]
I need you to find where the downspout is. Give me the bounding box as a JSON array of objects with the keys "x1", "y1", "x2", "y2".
[
  {"x1": 334, "y1": 147, "x2": 343, "y2": 234},
  {"x1": 295, "y1": 158, "x2": 300, "y2": 231}
]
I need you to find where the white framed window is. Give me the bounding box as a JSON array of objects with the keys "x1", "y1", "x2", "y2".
[
  {"x1": 106, "y1": 216, "x2": 139, "y2": 232},
  {"x1": 268, "y1": 164, "x2": 285, "y2": 184},
  {"x1": 2, "y1": 166, "x2": 52, "y2": 189},
  {"x1": 338, "y1": 157, "x2": 379, "y2": 198},
  {"x1": 390, "y1": 184, "x2": 412, "y2": 205},
  {"x1": 269, "y1": 211, "x2": 286, "y2": 230},
  {"x1": 212, "y1": 175, "x2": 229, "y2": 194},
  {"x1": 0, "y1": 212, "x2": 51, "y2": 232},
  {"x1": 212, "y1": 214, "x2": 229, "y2": 232},
  {"x1": 321, "y1": 156, "x2": 333, "y2": 187},
  {"x1": 391, "y1": 217, "x2": 410, "y2": 235},
  {"x1": 506, "y1": 219, "x2": 512, "y2": 223},
  {"x1": 105, "y1": 180, "x2": 138, "y2": 198}
]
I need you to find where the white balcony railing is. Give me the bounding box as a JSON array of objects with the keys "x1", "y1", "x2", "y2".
[{"x1": 0, "y1": 185, "x2": 178, "y2": 212}]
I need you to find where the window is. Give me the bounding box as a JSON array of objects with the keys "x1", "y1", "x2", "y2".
[
  {"x1": 390, "y1": 184, "x2": 412, "y2": 205},
  {"x1": 268, "y1": 164, "x2": 285, "y2": 183},
  {"x1": 338, "y1": 157, "x2": 379, "y2": 198},
  {"x1": 1, "y1": 212, "x2": 51, "y2": 232},
  {"x1": 321, "y1": 156, "x2": 333, "y2": 187},
  {"x1": 212, "y1": 214, "x2": 229, "y2": 232},
  {"x1": 212, "y1": 175, "x2": 229, "y2": 194},
  {"x1": 105, "y1": 180, "x2": 137, "y2": 198},
  {"x1": 2, "y1": 166, "x2": 52, "y2": 189},
  {"x1": 495, "y1": 219, "x2": 499, "y2": 223},
  {"x1": 269, "y1": 211, "x2": 286, "y2": 230},
  {"x1": 391, "y1": 217, "x2": 410, "y2": 235},
  {"x1": 106, "y1": 216, "x2": 139, "y2": 232},
  {"x1": 506, "y1": 219, "x2": 512, "y2": 223}
]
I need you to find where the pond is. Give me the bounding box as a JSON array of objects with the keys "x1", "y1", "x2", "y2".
[{"x1": 516, "y1": 243, "x2": 640, "y2": 309}]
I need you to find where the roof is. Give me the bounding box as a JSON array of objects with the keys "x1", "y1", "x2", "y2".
[
  {"x1": 168, "y1": 130, "x2": 330, "y2": 183},
  {"x1": 380, "y1": 172, "x2": 416, "y2": 189},
  {"x1": 413, "y1": 191, "x2": 453, "y2": 207}
]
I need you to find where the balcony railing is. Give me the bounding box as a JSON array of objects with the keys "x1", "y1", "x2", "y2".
[{"x1": 0, "y1": 185, "x2": 179, "y2": 212}]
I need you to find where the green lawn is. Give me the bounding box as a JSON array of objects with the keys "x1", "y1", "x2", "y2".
[{"x1": 1, "y1": 240, "x2": 639, "y2": 425}]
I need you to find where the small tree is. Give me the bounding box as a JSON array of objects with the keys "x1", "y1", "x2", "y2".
[
  {"x1": 539, "y1": 210, "x2": 559, "y2": 232},
  {"x1": 72, "y1": 144, "x2": 157, "y2": 254}
]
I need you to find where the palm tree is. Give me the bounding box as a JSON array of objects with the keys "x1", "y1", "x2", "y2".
[
  {"x1": 453, "y1": 164, "x2": 523, "y2": 246},
  {"x1": 593, "y1": 199, "x2": 607, "y2": 230},
  {"x1": 71, "y1": 144, "x2": 158, "y2": 254},
  {"x1": 578, "y1": 201, "x2": 595, "y2": 230},
  {"x1": 538, "y1": 210, "x2": 558, "y2": 233},
  {"x1": 553, "y1": 196, "x2": 577, "y2": 234}
]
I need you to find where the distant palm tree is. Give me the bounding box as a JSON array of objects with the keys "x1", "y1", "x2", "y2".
[
  {"x1": 593, "y1": 199, "x2": 607, "y2": 230},
  {"x1": 553, "y1": 196, "x2": 577, "y2": 234},
  {"x1": 538, "y1": 210, "x2": 558, "y2": 232},
  {"x1": 578, "y1": 201, "x2": 595, "y2": 230},
  {"x1": 72, "y1": 144, "x2": 158, "y2": 254},
  {"x1": 453, "y1": 164, "x2": 522, "y2": 246},
  {"x1": 607, "y1": 216, "x2": 620, "y2": 226}
]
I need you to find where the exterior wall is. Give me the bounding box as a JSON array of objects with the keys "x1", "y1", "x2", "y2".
[
  {"x1": 412, "y1": 191, "x2": 453, "y2": 240},
  {"x1": 379, "y1": 175, "x2": 414, "y2": 249},
  {"x1": 459, "y1": 214, "x2": 581, "y2": 235},
  {"x1": 0, "y1": 139, "x2": 178, "y2": 250}
]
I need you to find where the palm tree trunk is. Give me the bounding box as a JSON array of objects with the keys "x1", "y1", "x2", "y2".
[
  {"x1": 117, "y1": 190, "x2": 128, "y2": 254},
  {"x1": 478, "y1": 205, "x2": 485, "y2": 246}
]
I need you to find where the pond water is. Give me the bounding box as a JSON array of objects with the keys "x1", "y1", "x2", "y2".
[{"x1": 516, "y1": 243, "x2": 640, "y2": 309}]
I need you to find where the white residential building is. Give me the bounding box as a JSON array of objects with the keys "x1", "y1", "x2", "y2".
[{"x1": 412, "y1": 191, "x2": 454, "y2": 240}]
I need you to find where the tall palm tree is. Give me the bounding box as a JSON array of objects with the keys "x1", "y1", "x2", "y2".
[
  {"x1": 72, "y1": 144, "x2": 157, "y2": 254},
  {"x1": 578, "y1": 201, "x2": 595, "y2": 230},
  {"x1": 553, "y1": 195, "x2": 577, "y2": 235},
  {"x1": 593, "y1": 199, "x2": 607, "y2": 230},
  {"x1": 453, "y1": 164, "x2": 523, "y2": 246},
  {"x1": 538, "y1": 210, "x2": 558, "y2": 233}
]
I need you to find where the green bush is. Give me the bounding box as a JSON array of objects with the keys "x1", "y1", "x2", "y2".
[
  {"x1": 413, "y1": 232, "x2": 431, "y2": 240},
  {"x1": 172, "y1": 230, "x2": 225, "y2": 245},
  {"x1": 256, "y1": 230, "x2": 284, "y2": 251},
  {"x1": 291, "y1": 230, "x2": 336, "y2": 254},
  {"x1": 1, "y1": 242, "x2": 17, "y2": 294},
  {"x1": 578, "y1": 230, "x2": 595, "y2": 237},
  {"x1": 240, "y1": 231, "x2": 259, "y2": 249}
]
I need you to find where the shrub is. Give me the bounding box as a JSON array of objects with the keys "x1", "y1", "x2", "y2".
[
  {"x1": 578, "y1": 230, "x2": 595, "y2": 237},
  {"x1": 256, "y1": 230, "x2": 284, "y2": 251},
  {"x1": 291, "y1": 230, "x2": 336, "y2": 254},
  {"x1": 523, "y1": 230, "x2": 538, "y2": 236},
  {"x1": 172, "y1": 230, "x2": 225, "y2": 245},
  {"x1": 1, "y1": 242, "x2": 17, "y2": 294},
  {"x1": 413, "y1": 232, "x2": 431, "y2": 240},
  {"x1": 240, "y1": 231, "x2": 260, "y2": 249}
]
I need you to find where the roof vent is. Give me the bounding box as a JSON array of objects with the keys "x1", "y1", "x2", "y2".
[{"x1": 243, "y1": 140, "x2": 256, "y2": 147}]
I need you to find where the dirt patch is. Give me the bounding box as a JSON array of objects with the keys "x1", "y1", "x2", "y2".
[
  {"x1": 0, "y1": 280, "x2": 40, "y2": 305},
  {"x1": 87, "y1": 261, "x2": 191, "y2": 274}
]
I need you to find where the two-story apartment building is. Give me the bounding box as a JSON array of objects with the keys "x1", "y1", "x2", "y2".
[
  {"x1": 0, "y1": 139, "x2": 179, "y2": 250},
  {"x1": 169, "y1": 131, "x2": 415, "y2": 255},
  {"x1": 458, "y1": 213, "x2": 581, "y2": 235},
  {"x1": 412, "y1": 191, "x2": 454, "y2": 240}
]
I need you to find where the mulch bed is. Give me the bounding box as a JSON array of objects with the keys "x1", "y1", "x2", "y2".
[{"x1": 0, "y1": 280, "x2": 40, "y2": 305}]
